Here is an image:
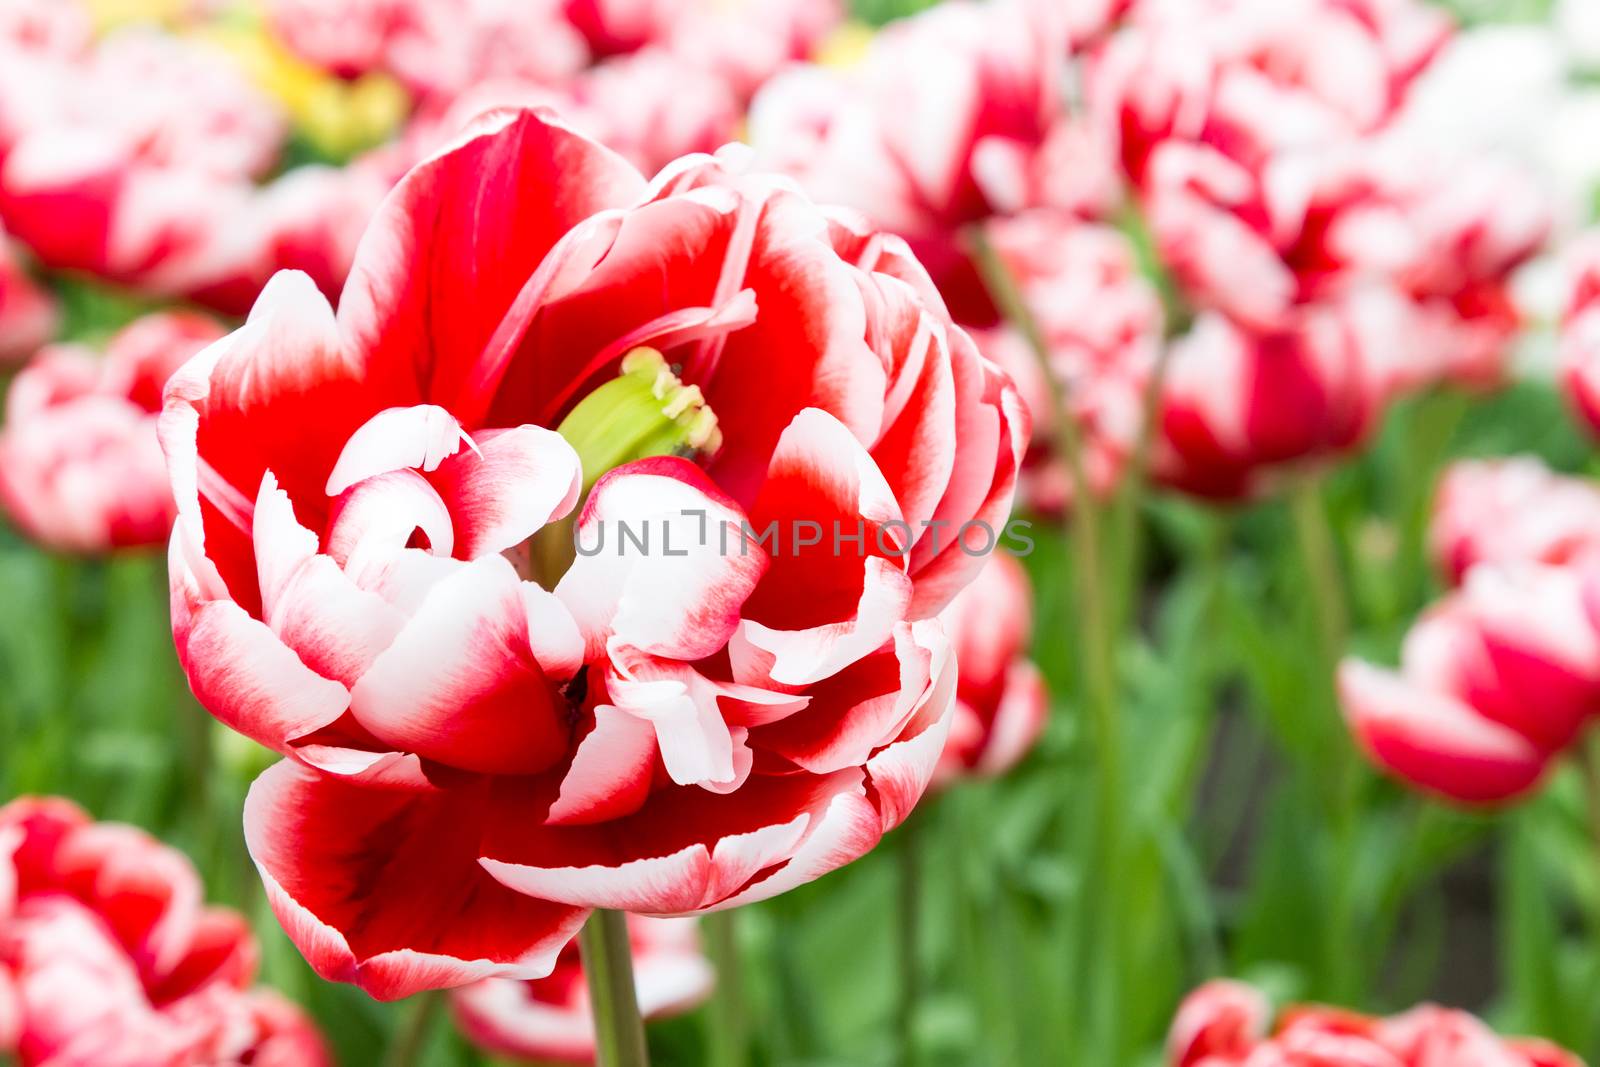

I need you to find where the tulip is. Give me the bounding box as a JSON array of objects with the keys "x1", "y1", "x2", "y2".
[
  {"x1": 970, "y1": 211, "x2": 1164, "y2": 511},
  {"x1": 1168, "y1": 980, "x2": 1583, "y2": 1066},
  {"x1": 0, "y1": 796, "x2": 330, "y2": 1067},
  {"x1": 160, "y1": 108, "x2": 1023, "y2": 999},
  {"x1": 1154, "y1": 302, "x2": 1382, "y2": 499},
  {"x1": 935, "y1": 553, "x2": 1047, "y2": 782},
  {"x1": 1339, "y1": 563, "x2": 1600, "y2": 804},
  {"x1": 0, "y1": 226, "x2": 54, "y2": 364},
  {"x1": 562, "y1": 0, "x2": 841, "y2": 100},
  {"x1": 266, "y1": 0, "x2": 589, "y2": 102},
  {"x1": 0, "y1": 311, "x2": 223, "y2": 553},
  {"x1": 0, "y1": 27, "x2": 287, "y2": 299},
  {"x1": 451, "y1": 916, "x2": 712, "y2": 1064},
  {"x1": 748, "y1": 0, "x2": 1112, "y2": 326},
  {"x1": 1090, "y1": 0, "x2": 1453, "y2": 185},
  {"x1": 1167, "y1": 979, "x2": 1269, "y2": 1067},
  {"x1": 1561, "y1": 232, "x2": 1600, "y2": 437},
  {"x1": 1429, "y1": 457, "x2": 1600, "y2": 584}
]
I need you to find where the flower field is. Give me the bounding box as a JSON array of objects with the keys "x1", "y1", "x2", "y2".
[{"x1": 2, "y1": 0, "x2": 1599, "y2": 1065}]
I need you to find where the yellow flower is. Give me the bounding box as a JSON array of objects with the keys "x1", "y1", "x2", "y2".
[
  {"x1": 813, "y1": 20, "x2": 875, "y2": 70},
  {"x1": 193, "y1": 22, "x2": 410, "y2": 161},
  {"x1": 83, "y1": 0, "x2": 193, "y2": 31}
]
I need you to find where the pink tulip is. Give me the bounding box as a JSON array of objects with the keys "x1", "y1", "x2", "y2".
[
  {"x1": 749, "y1": 0, "x2": 1111, "y2": 325},
  {"x1": 562, "y1": 0, "x2": 840, "y2": 99},
  {"x1": 268, "y1": 0, "x2": 589, "y2": 101},
  {"x1": 1561, "y1": 232, "x2": 1600, "y2": 437},
  {"x1": 1091, "y1": 0, "x2": 1452, "y2": 185},
  {"x1": 1168, "y1": 979, "x2": 1270, "y2": 1067},
  {"x1": 971, "y1": 210, "x2": 1163, "y2": 511},
  {"x1": 0, "y1": 311, "x2": 224, "y2": 554},
  {"x1": 1340, "y1": 563, "x2": 1600, "y2": 804},
  {"x1": 1155, "y1": 301, "x2": 1384, "y2": 499},
  {"x1": 451, "y1": 916, "x2": 712, "y2": 1064},
  {"x1": 1168, "y1": 981, "x2": 1583, "y2": 1066},
  {"x1": 935, "y1": 554, "x2": 1047, "y2": 783},
  {"x1": 0, "y1": 28, "x2": 287, "y2": 301},
  {"x1": 161, "y1": 109, "x2": 1024, "y2": 999},
  {"x1": 1430, "y1": 457, "x2": 1600, "y2": 584},
  {"x1": 0, "y1": 225, "x2": 54, "y2": 364},
  {"x1": 1139, "y1": 138, "x2": 1545, "y2": 383},
  {"x1": 0, "y1": 797, "x2": 330, "y2": 1067}
]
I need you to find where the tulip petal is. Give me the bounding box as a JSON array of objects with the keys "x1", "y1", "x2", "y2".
[
  {"x1": 254, "y1": 472, "x2": 405, "y2": 689},
  {"x1": 337, "y1": 108, "x2": 645, "y2": 422},
  {"x1": 245, "y1": 761, "x2": 588, "y2": 1001},
  {"x1": 739, "y1": 409, "x2": 912, "y2": 685},
  {"x1": 556, "y1": 457, "x2": 765, "y2": 662},
  {"x1": 546, "y1": 706, "x2": 658, "y2": 827},
  {"x1": 348, "y1": 556, "x2": 572, "y2": 775},
  {"x1": 176, "y1": 599, "x2": 350, "y2": 755},
  {"x1": 325, "y1": 405, "x2": 473, "y2": 497},
  {"x1": 430, "y1": 425, "x2": 582, "y2": 561},
  {"x1": 480, "y1": 771, "x2": 870, "y2": 914},
  {"x1": 1339, "y1": 660, "x2": 1548, "y2": 804}
]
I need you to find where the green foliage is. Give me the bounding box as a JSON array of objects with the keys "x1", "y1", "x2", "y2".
[{"x1": 6, "y1": 281, "x2": 1600, "y2": 1062}]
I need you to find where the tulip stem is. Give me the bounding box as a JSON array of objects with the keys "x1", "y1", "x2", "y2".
[
  {"x1": 1581, "y1": 734, "x2": 1600, "y2": 867},
  {"x1": 581, "y1": 910, "x2": 651, "y2": 1067},
  {"x1": 1288, "y1": 477, "x2": 1349, "y2": 676},
  {"x1": 384, "y1": 990, "x2": 443, "y2": 1067},
  {"x1": 969, "y1": 225, "x2": 1126, "y2": 1061},
  {"x1": 1288, "y1": 476, "x2": 1363, "y2": 999},
  {"x1": 704, "y1": 910, "x2": 748, "y2": 1067},
  {"x1": 895, "y1": 814, "x2": 923, "y2": 1067}
]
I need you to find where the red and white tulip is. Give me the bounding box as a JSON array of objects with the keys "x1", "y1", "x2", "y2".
[
  {"x1": 0, "y1": 311, "x2": 224, "y2": 553},
  {"x1": 935, "y1": 553, "x2": 1047, "y2": 782},
  {"x1": 1430, "y1": 457, "x2": 1600, "y2": 584},
  {"x1": 1169, "y1": 980, "x2": 1582, "y2": 1066},
  {"x1": 1339, "y1": 563, "x2": 1600, "y2": 804},
  {"x1": 0, "y1": 797, "x2": 330, "y2": 1067},
  {"x1": 161, "y1": 109, "x2": 1023, "y2": 999}
]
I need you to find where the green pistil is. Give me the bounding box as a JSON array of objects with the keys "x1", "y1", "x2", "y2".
[
  {"x1": 527, "y1": 348, "x2": 722, "y2": 587},
  {"x1": 557, "y1": 347, "x2": 722, "y2": 497}
]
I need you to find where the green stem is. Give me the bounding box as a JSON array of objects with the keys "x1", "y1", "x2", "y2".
[
  {"x1": 1288, "y1": 478, "x2": 1348, "y2": 672},
  {"x1": 1582, "y1": 734, "x2": 1600, "y2": 863},
  {"x1": 580, "y1": 910, "x2": 651, "y2": 1067},
  {"x1": 384, "y1": 990, "x2": 444, "y2": 1067},
  {"x1": 969, "y1": 225, "x2": 1125, "y2": 1061},
  {"x1": 895, "y1": 816, "x2": 923, "y2": 1067},
  {"x1": 1108, "y1": 340, "x2": 1175, "y2": 633},
  {"x1": 703, "y1": 910, "x2": 748, "y2": 1067},
  {"x1": 1287, "y1": 477, "x2": 1363, "y2": 1000}
]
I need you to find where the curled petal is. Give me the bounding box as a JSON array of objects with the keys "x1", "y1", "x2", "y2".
[
  {"x1": 740, "y1": 408, "x2": 912, "y2": 685},
  {"x1": 244, "y1": 761, "x2": 589, "y2": 1001},
  {"x1": 325, "y1": 469, "x2": 455, "y2": 572},
  {"x1": 480, "y1": 771, "x2": 872, "y2": 914},
  {"x1": 430, "y1": 425, "x2": 582, "y2": 561},
  {"x1": 556, "y1": 457, "x2": 765, "y2": 662},
  {"x1": 325, "y1": 405, "x2": 473, "y2": 497},
  {"x1": 348, "y1": 556, "x2": 572, "y2": 775},
  {"x1": 175, "y1": 599, "x2": 350, "y2": 756}
]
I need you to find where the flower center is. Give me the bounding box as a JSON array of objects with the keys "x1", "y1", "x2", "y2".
[
  {"x1": 525, "y1": 348, "x2": 722, "y2": 587},
  {"x1": 556, "y1": 347, "x2": 722, "y2": 497}
]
